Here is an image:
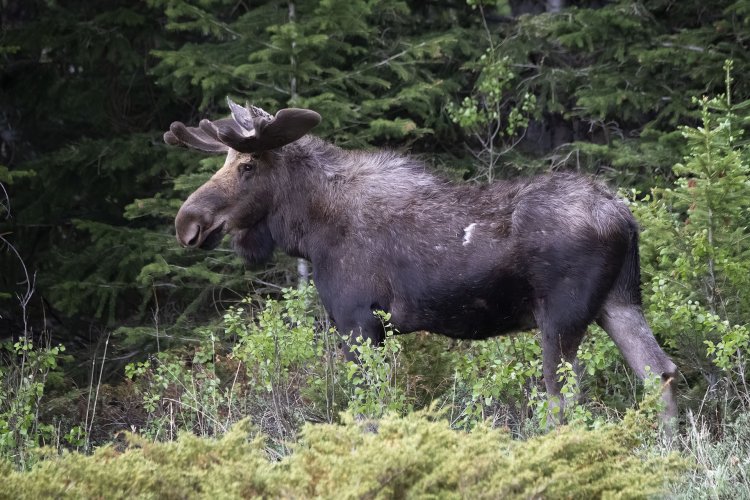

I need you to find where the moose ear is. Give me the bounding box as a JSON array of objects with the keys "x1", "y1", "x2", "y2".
[
  {"x1": 257, "y1": 107, "x2": 323, "y2": 150},
  {"x1": 221, "y1": 98, "x2": 321, "y2": 153}
]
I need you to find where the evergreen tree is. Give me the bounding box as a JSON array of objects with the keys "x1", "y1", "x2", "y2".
[
  {"x1": 1, "y1": 1, "x2": 180, "y2": 343},
  {"x1": 1, "y1": 0, "x2": 483, "y2": 351},
  {"x1": 451, "y1": 0, "x2": 750, "y2": 183},
  {"x1": 634, "y1": 62, "x2": 750, "y2": 410}
]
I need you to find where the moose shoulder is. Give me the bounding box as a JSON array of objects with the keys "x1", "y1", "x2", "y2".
[{"x1": 166, "y1": 99, "x2": 678, "y2": 421}]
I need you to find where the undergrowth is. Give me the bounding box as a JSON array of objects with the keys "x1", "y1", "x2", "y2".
[{"x1": 0, "y1": 409, "x2": 685, "y2": 500}]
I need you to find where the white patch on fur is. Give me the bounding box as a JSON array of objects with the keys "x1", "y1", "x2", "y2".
[{"x1": 462, "y1": 223, "x2": 477, "y2": 246}]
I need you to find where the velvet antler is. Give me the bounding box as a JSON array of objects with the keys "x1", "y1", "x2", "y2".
[{"x1": 164, "y1": 98, "x2": 321, "y2": 154}]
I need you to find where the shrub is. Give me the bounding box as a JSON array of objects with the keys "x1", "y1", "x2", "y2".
[
  {"x1": 0, "y1": 339, "x2": 66, "y2": 468},
  {"x1": 0, "y1": 409, "x2": 685, "y2": 500},
  {"x1": 125, "y1": 284, "x2": 342, "y2": 453},
  {"x1": 341, "y1": 312, "x2": 411, "y2": 418}
]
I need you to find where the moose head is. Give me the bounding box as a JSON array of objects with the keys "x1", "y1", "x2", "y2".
[{"x1": 167, "y1": 99, "x2": 321, "y2": 262}]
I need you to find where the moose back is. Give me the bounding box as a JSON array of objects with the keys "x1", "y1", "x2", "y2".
[{"x1": 165, "y1": 99, "x2": 678, "y2": 419}]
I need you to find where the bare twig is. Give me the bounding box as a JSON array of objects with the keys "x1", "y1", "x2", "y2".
[
  {"x1": 0, "y1": 182, "x2": 10, "y2": 218},
  {"x1": 85, "y1": 332, "x2": 111, "y2": 451},
  {"x1": 0, "y1": 234, "x2": 35, "y2": 332}
]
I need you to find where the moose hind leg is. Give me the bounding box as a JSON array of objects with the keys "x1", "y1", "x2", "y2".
[{"x1": 597, "y1": 301, "x2": 678, "y2": 422}]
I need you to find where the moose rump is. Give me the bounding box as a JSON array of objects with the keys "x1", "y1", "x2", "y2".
[{"x1": 166, "y1": 98, "x2": 678, "y2": 422}]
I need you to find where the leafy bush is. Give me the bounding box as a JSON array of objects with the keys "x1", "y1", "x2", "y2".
[
  {"x1": 447, "y1": 332, "x2": 541, "y2": 430},
  {"x1": 0, "y1": 410, "x2": 685, "y2": 500},
  {"x1": 0, "y1": 339, "x2": 66, "y2": 468},
  {"x1": 342, "y1": 312, "x2": 411, "y2": 418},
  {"x1": 125, "y1": 284, "x2": 333, "y2": 451}
]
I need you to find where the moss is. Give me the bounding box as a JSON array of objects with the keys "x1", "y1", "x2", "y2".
[{"x1": 3, "y1": 414, "x2": 684, "y2": 499}]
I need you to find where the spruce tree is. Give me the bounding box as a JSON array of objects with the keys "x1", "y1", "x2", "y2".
[
  {"x1": 125, "y1": 0, "x2": 483, "y2": 338},
  {"x1": 450, "y1": 0, "x2": 750, "y2": 183},
  {"x1": 634, "y1": 61, "x2": 750, "y2": 412}
]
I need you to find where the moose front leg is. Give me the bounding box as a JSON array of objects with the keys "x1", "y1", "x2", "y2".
[
  {"x1": 336, "y1": 311, "x2": 385, "y2": 362},
  {"x1": 540, "y1": 326, "x2": 587, "y2": 425},
  {"x1": 315, "y1": 271, "x2": 388, "y2": 362},
  {"x1": 336, "y1": 308, "x2": 386, "y2": 363}
]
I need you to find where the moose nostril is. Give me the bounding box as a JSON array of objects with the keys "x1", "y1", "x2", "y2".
[
  {"x1": 176, "y1": 219, "x2": 202, "y2": 247},
  {"x1": 186, "y1": 225, "x2": 201, "y2": 247},
  {"x1": 176, "y1": 201, "x2": 214, "y2": 248}
]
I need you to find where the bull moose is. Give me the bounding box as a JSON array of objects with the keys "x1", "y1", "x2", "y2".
[{"x1": 165, "y1": 99, "x2": 678, "y2": 421}]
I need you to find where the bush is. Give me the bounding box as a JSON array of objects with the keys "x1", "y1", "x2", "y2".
[
  {"x1": 342, "y1": 313, "x2": 411, "y2": 418},
  {"x1": 0, "y1": 339, "x2": 67, "y2": 468},
  {"x1": 125, "y1": 284, "x2": 335, "y2": 452},
  {"x1": 0, "y1": 410, "x2": 685, "y2": 500}
]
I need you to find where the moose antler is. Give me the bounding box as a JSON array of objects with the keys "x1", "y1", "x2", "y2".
[
  {"x1": 163, "y1": 98, "x2": 321, "y2": 154},
  {"x1": 163, "y1": 120, "x2": 229, "y2": 153}
]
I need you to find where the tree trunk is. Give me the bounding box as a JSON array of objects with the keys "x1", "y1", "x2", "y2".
[
  {"x1": 546, "y1": 0, "x2": 565, "y2": 13},
  {"x1": 288, "y1": 1, "x2": 310, "y2": 286}
]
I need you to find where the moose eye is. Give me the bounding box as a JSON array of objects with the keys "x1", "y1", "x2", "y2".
[{"x1": 239, "y1": 162, "x2": 255, "y2": 175}]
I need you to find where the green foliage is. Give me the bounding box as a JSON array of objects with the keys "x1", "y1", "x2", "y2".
[
  {"x1": 449, "y1": 333, "x2": 541, "y2": 430},
  {"x1": 343, "y1": 312, "x2": 410, "y2": 418},
  {"x1": 0, "y1": 339, "x2": 66, "y2": 468},
  {"x1": 285, "y1": 409, "x2": 682, "y2": 499},
  {"x1": 0, "y1": 419, "x2": 274, "y2": 500},
  {"x1": 634, "y1": 61, "x2": 750, "y2": 414},
  {"x1": 0, "y1": 411, "x2": 685, "y2": 499},
  {"x1": 448, "y1": 49, "x2": 539, "y2": 180},
  {"x1": 231, "y1": 285, "x2": 319, "y2": 394},
  {"x1": 149, "y1": 0, "x2": 478, "y2": 147},
  {"x1": 0, "y1": 167, "x2": 33, "y2": 186},
  {"x1": 444, "y1": 325, "x2": 634, "y2": 434},
  {"x1": 668, "y1": 412, "x2": 750, "y2": 498},
  {"x1": 1, "y1": 0, "x2": 193, "y2": 336},
  {"x1": 448, "y1": 0, "x2": 750, "y2": 182},
  {"x1": 124, "y1": 284, "x2": 338, "y2": 452},
  {"x1": 125, "y1": 344, "x2": 232, "y2": 440}
]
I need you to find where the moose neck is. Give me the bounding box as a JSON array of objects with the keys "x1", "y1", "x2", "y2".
[
  {"x1": 264, "y1": 136, "x2": 444, "y2": 264},
  {"x1": 264, "y1": 137, "x2": 346, "y2": 261}
]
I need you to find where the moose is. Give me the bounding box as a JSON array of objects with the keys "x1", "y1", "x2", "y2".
[{"x1": 165, "y1": 99, "x2": 678, "y2": 421}]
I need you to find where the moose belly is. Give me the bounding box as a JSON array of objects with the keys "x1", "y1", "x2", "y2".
[{"x1": 389, "y1": 274, "x2": 535, "y2": 340}]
